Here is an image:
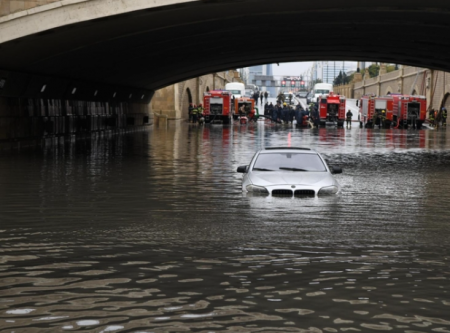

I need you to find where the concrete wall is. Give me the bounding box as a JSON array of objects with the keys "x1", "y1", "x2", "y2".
[
  {"x1": 352, "y1": 66, "x2": 427, "y2": 104},
  {"x1": 332, "y1": 83, "x2": 354, "y2": 98},
  {"x1": 151, "y1": 70, "x2": 241, "y2": 121},
  {"x1": 0, "y1": 96, "x2": 150, "y2": 149},
  {"x1": 0, "y1": 0, "x2": 62, "y2": 16}
]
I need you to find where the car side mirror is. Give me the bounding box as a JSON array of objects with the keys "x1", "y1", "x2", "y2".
[
  {"x1": 330, "y1": 166, "x2": 342, "y2": 174},
  {"x1": 237, "y1": 165, "x2": 248, "y2": 173}
]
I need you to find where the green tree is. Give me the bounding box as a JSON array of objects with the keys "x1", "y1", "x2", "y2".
[
  {"x1": 346, "y1": 73, "x2": 355, "y2": 83},
  {"x1": 386, "y1": 65, "x2": 397, "y2": 73},
  {"x1": 334, "y1": 71, "x2": 354, "y2": 85},
  {"x1": 368, "y1": 64, "x2": 380, "y2": 78}
]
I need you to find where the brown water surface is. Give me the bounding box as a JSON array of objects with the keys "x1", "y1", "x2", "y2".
[{"x1": 1, "y1": 123, "x2": 450, "y2": 332}]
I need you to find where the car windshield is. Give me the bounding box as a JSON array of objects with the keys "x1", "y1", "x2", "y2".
[
  {"x1": 315, "y1": 89, "x2": 330, "y2": 94},
  {"x1": 253, "y1": 153, "x2": 327, "y2": 172},
  {"x1": 230, "y1": 90, "x2": 242, "y2": 94}
]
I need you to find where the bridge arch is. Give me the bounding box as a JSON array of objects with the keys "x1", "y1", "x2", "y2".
[
  {"x1": 385, "y1": 87, "x2": 394, "y2": 96},
  {"x1": 1, "y1": 0, "x2": 450, "y2": 100},
  {"x1": 181, "y1": 87, "x2": 193, "y2": 119}
]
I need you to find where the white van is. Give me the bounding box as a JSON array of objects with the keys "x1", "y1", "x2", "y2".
[
  {"x1": 225, "y1": 82, "x2": 245, "y2": 99},
  {"x1": 312, "y1": 83, "x2": 333, "y2": 103}
]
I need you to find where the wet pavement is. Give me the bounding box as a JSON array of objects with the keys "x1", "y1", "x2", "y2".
[{"x1": 1, "y1": 122, "x2": 450, "y2": 332}]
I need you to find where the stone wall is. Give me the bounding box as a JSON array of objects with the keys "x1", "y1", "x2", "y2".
[
  {"x1": 0, "y1": 0, "x2": 64, "y2": 17},
  {"x1": 332, "y1": 83, "x2": 354, "y2": 98},
  {"x1": 350, "y1": 65, "x2": 450, "y2": 112},
  {"x1": 151, "y1": 70, "x2": 241, "y2": 121}
]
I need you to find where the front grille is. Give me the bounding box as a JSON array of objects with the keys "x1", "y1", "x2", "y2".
[
  {"x1": 272, "y1": 189, "x2": 293, "y2": 196},
  {"x1": 294, "y1": 189, "x2": 315, "y2": 197}
]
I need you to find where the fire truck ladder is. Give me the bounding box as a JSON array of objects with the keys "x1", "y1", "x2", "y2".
[
  {"x1": 401, "y1": 101, "x2": 408, "y2": 127},
  {"x1": 369, "y1": 99, "x2": 375, "y2": 127}
]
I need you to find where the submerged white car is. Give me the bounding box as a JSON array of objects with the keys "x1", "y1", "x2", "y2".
[{"x1": 237, "y1": 147, "x2": 342, "y2": 196}]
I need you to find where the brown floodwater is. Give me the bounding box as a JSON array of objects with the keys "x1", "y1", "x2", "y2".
[{"x1": 1, "y1": 122, "x2": 450, "y2": 332}]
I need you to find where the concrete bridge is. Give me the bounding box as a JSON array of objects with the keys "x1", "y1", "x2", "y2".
[{"x1": 1, "y1": 0, "x2": 450, "y2": 146}]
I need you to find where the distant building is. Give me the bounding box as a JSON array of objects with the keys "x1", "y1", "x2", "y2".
[{"x1": 246, "y1": 64, "x2": 276, "y2": 97}]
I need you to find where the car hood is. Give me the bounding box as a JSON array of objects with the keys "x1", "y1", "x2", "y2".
[{"x1": 249, "y1": 171, "x2": 334, "y2": 186}]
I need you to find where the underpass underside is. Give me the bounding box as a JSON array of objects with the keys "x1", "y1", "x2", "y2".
[{"x1": 0, "y1": 0, "x2": 450, "y2": 96}]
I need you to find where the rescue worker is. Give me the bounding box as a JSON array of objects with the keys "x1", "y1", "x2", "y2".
[
  {"x1": 249, "y1": 108, "x2": 256, "y2": 122},
  {"x1": 294, "y1": 105, "x2": 301, "y2": 125},
  {"x1": 197, "y1": 103, "x2": 204, "y2": 123},
  {"x1": 289, "y1": 105, "x2": 295, "y2": 124},
  {"x1": 373, "y1": 110, "x2": 380, "y2": 128},
  {"x1": 260, "y1": 93, "x2": 264, "y2": 105},
  {"x1": 443, "y1": 107, "x2": 448, "y2": 127},
  {"x1": 346, "y1": 109, "x2": 353, "y2": 128},
  {"x1": 283, "y1": 103, "x2": 290, "y2": 123},
  {"x1": 429, "y1": 109, "x2": 435, "y2": 127},
  {"x1": 264, "y1": 91, "x2": 268, "y2": 102},
  {"x1": 239, "y1": 104, "x2": 246, "y2": 116},
  {"x1": 188, "y1": 103, "x2": 194, "y2": 123},
  {"x1": 272, "y1": 103, "x2": 279, "y2": 123},
  {"x1": 311, "y1": 107, "x2": 320, "y2": 128},
  {"x1": 253, "y1": 91, "x2": 260, "y2": 104},
  {"x1": 191, "y1": 104, "x2": 198, "y2": 124},
  {"x1": 380, "y1": 110, "x2": 387, "y2": 129},
  {"x1": 277, "y1": 92, "x2": 285, "y2": 105},
  {"x1": 308, "y1": 103, "x2": 317, "y2": 127},
  {"x1": 288, "y1": 93, "x2": 293, "y2": 105},
  {"x1": 268, "y1": 102, "x2": 274, "y2": 119}
]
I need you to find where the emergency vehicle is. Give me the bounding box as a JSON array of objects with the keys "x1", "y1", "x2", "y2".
[
  {"x1": 318, "y1": 92, "x2": 346, "y2": 127},
  {"x1": 359, "y1": 94, "x2": 426, "y2": 129},
  {"x1": 233, "y1": 97, "x2": 255, "y2": 120},
  {"x1": 359, "y1": 95, "x2": 394, "y2": 128},
  {"x1": 203, "y1": 90, "x2": 232, "y2": 124},
  {"x1": 391, "y1": 95, "x2": 427, "y2": 129}
]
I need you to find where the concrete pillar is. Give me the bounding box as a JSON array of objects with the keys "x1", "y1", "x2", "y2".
[
  {"x1": 427, "y1": 70, "x2": 433, "y2": 110},
  {"x1": 397, "y1": 68, "x2": 404, "y2": 94}
]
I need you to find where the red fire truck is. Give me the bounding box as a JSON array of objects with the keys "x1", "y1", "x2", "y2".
[
  {"x1": 359, "y1": 94, "x2": 427, "y2": 129},
  {"x1": 318, "y1": 92, "x2": 346, "y2": 127},
  {"x1": 203, "y1": 90, "x2": 232, "y2": 124},
  {"x1": 359, "y1": 95, "x2": 394, "y2": 128},
  {"x1": 391, "y1": 95, "x2": 427, "y2": 129}
]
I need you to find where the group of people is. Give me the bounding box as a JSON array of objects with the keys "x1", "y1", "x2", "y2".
[
  {"x1": 276, "y1": 92, "x2": 293, "y2": 105},
  {"x1": 252, "y1": 91, "x2": 269, "y2": 105},
  {"x1": 428, "y1": 107, "x2": 448, "y2": 128},
  {"x1": 188, "y1": 103, "x2": 204, "y2": 124},
  {"x1": 371, "y1": 110, "x2": 389, "y2": 129},
  {"x1": 262, "y1": 101, "x2": 320, "y2": 127}
]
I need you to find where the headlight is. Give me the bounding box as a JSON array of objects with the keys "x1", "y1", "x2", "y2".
[
  {"x1": 246, "y1": 184, "x2": 269, "y2": 194},
  {"x1": 318, "y1": 185, "x2": 338, "y2": 195}
]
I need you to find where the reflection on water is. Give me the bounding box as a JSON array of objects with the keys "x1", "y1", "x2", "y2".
[{"x1": 1, "y1": 123, "x2": 450, "y2": 332}]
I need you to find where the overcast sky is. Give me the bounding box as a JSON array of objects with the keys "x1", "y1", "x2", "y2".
[{"x1": 272, "y1": 61, "x2": 359, "y2": 79}]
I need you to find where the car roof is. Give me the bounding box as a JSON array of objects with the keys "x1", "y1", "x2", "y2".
[{"x1": 260, "y1": 147, "x2": 317, "y2": 154}]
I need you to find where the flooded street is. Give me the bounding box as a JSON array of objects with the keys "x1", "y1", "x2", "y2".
[{"x1": 1, "y1": 122, "x2": 450, "y2": 333}]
